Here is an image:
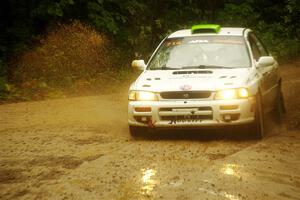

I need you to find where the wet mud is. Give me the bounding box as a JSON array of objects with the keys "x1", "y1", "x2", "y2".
[{"x1": 0, "y1": 62, "x2": 300, "y2": 199}]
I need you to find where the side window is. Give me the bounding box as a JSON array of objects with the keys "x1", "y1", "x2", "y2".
[
  {"x1": 254, "y1": 34, "x2": 268, "y2": 56},
  {"x1": 248, "y1": 34, "x2": 261, "y2": 61},
  {"x1": 248, "y1": 33, "x2": 269, "y2": 61}
]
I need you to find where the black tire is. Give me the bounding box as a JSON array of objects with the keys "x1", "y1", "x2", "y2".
[
  {"x1": 251, "y1": 93, "x2": 265, "y2": 139},
  {"x1": 129, "y1": 126, "x2": 146, "y2": 138},
  {"x1": 274, "y1": 85, "x2": 286, "y2": 123}
]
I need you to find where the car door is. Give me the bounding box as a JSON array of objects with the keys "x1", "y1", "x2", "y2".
[{"x1": 248, "y1": 33, "x2": 278, "y2": 113}]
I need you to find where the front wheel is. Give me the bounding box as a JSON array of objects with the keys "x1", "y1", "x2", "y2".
[
  {"x1": 129, "y1": 126, "x2": 146, "y2": 138},
  {"x1": 274, "y1": 85, "x2": 286, "y2": 123},
  {"x1": 251, "y1": 93, "x2": 265, "y2": 139}
]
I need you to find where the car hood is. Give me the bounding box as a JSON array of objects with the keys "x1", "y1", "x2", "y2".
[{"x1": 132, "y1": 68, "x2": 254, "y2": 92}]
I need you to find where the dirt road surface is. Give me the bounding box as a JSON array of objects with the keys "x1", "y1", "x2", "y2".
[{"x1": 1, "y1": 61, "x2": 300, "y2": 200}]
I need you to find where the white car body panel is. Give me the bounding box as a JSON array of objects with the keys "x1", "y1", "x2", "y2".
[
  {"x1": 132, "y1": 68, "x2": 255, "y2": 92},
  {"x1": 128, "y1": 26, "x2": 280, "y2": 129}
]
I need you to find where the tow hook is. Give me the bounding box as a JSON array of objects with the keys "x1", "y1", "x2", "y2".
[{"x1": 148, "y1": 120, "x2": 156, "y2": 128}]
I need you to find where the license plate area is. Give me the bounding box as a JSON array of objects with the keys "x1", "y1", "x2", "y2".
[{"x1": 159, "y1": 107, "x2": 213, "y2": 123}]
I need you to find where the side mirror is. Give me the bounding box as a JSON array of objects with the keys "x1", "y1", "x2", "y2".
[
  {"x1": 257, "y1": 56, "x2": 275, "y2": 68},
  {"x1": 131, "y1": 60, "x2": 146, "y2": 71}
]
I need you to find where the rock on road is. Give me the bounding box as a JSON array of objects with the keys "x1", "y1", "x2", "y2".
[{"x1": 0, "y1": 61, "x2": 300, "y2": 200}]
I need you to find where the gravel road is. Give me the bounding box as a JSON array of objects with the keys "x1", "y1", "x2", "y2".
[{"x1": 0, "y1": 62, "x2": 300, "y2": 200}]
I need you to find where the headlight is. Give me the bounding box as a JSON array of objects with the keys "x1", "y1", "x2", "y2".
[
  {"x1": 215, "y1": 88, "x2": 249, "y2": 100},
  {"x1": 238, "y1": 88, "x2": 249, "y2": 98},
  {"x1": 128, "y1": 91, "x2": 158, "y2": 101}
]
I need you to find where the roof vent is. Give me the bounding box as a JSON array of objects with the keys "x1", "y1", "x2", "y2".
[{"x1": 191, "y1": 24, "x2": 221, "y2": 34}]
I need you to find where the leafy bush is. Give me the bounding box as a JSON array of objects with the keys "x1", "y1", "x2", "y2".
[
  {"x1": 7, "y1": 21, "x2": 130, "y2": 100},
  {"x1": 217, "y1": 0, "x2": 300, "y2": 61},
  {"x1": 1, "y1": 0, "x2": 299, "y2": 102},
  {"x1": 14, "y1": 21, "x2": 110, "y2": 83},
  {"x1": 0, "y1": 59, "x2": 7, "y2": 92}
]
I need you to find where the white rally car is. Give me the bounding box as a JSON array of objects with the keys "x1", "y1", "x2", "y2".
[{"x1": 128, "y1": 24, "x2": 285, "y2": 138}]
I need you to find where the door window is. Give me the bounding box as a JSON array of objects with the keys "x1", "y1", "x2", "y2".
[{"x1": 248, "y1": 33, "x2": 269, "y2": 61}]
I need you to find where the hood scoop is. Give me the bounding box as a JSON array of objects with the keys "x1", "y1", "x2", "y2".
[{"x1": 173, "y1": 70, "x2": 213, "y2": 75}]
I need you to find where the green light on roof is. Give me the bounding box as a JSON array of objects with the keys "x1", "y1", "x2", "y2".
[{"x1": 191, "y1": 24, "x2": 221, "y2": 34}]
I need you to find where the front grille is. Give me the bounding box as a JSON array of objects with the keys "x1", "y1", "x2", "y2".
[
  {"x1": 160, "y1": 91, "x2": 211, "y2": 99},
  {"x1": 159, "y1": 106, "x2": 211, "y2": 112}
]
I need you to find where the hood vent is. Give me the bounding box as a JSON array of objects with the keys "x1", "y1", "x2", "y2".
[{"x1": 173, "y1": 70, "x2": 213, "y2": 75}]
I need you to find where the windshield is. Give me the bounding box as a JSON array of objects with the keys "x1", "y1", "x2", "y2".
[{"x1": 147, "y1": 36, "x2": 251, "y2": 70}]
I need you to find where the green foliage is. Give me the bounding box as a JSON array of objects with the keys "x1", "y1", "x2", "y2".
[
  {"x1": 12, "y1": 21, "x2": 114, "y2": 88},
  {"x1": 6, "y1": 21, "x2": 137, "y2": 101},
  {"x1": 0, "y1": 59, "x2": 7, "y2": 92},
  {"x1": 1, "y1": 0, "x2": 299, "y2": 63},
  {"x1": 32, "y1": 0, "x2": 74, "y2": 18},
  {"x1": 1, "y1": 0, "x2": 300, "y2": 100},
  {"x1": 217, "y1": 0, "x2": 300, "y2": 60},
  {"x1": 0, "y1": 76, "x2": 6, "y2": 92}
]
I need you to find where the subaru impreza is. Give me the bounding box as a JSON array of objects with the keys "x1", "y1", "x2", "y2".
[{"x1": 128, "y1": 24, "x2": 285, "y2": 138}]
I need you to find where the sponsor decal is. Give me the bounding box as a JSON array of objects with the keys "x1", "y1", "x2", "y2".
[
  {"x1": 169, "y1": 118, "x2": 202, "y2": 125},
  {"x1": 188, "y1": 39, "x2": 209, "y2": 44},
  {"x1": 169, "y1": 115, "x2": 202, "y2": 125},
  {"x1": 183, "y1": 93, "x2": 190, "y2": 98},
  {"x1": 180, "y1": 84, "x2": 192, "y2": 91}
]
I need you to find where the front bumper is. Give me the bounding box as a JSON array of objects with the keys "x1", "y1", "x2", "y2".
[{"x1": 128, "y1": 98, "x2": 255, "y2": 128}]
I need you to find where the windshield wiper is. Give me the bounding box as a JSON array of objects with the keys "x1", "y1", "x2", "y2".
[{"x1": 181, "y1": 65, "x2": 233, "y2": 69}]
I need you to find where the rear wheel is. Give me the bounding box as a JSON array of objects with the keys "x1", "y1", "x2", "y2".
[{"x1": 251, "y1": 93, "x2": 265, "y2": 139}]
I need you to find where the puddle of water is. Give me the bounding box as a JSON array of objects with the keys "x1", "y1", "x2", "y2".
[
  {"x1": 140, "y1": 168, "x2": 158, "y2": 196},
  {"x1": 223, "y1": 192, "x2": 240, "y2": 200},
  {"x1": 199, "y1": 187, "x2": 241, "y2": 200},
  {"x1": 221, "y1": 164, "x2": 241, "y2": 178}
]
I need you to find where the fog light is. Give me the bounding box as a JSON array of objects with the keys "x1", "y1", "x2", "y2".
[
  {"x1": 222, "y1": 114, "x2": 240, "y2": 122},
  {"x1": 238, "y1": 88, "x2": 249, "y2": 98},
  {"x1": 223, "y1": 114, "x2": 232, "y2": 122},
  {"x1": 134, "y1": 116, "x2": 152, "y2": 123}
]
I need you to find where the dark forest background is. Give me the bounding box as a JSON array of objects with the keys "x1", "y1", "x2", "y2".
[{"x1": 0, "y1": 0, "x2": 299, "y2": 100}]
